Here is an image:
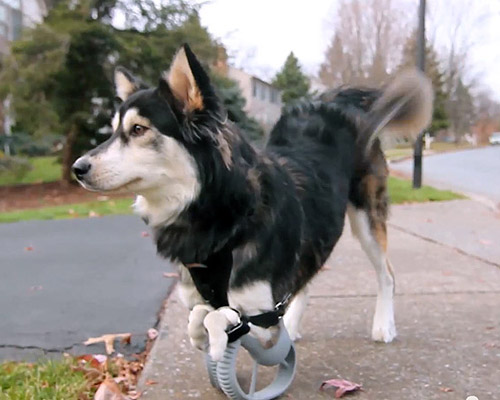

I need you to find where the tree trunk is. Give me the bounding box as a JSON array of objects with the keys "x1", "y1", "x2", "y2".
[{"x1": 61, "y1": 124, "x2": 78, "y2": 186}]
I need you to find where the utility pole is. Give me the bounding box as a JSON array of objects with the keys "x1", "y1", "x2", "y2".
[{"x1": 413, "y1": 0, "x2": 426, "y2": 188}]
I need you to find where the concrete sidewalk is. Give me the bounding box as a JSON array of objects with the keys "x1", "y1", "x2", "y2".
[{"x1": 138, "y1": 200, "x2": 500, "y2": 400}]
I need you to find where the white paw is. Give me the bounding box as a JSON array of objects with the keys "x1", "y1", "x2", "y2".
[
  {"x1": 187, "y1": 305, "x2": 213, "y2": 351},
  {"x1": 371, "y1": 314, "x2": 397, "y2": 343},
  {"x1": 203, "y1": 307, "x2": 240, "y2": 362}
]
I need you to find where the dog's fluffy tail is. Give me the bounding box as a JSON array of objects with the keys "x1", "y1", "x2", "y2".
[{"x1": 361, "y1": 69, "x2": 433, "y2": 152}]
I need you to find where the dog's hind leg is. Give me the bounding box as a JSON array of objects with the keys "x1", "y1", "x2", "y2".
[
  {"x1": 347, "y1": 202, "x2": 396, "y2": 343},
  {"x1": 283, "y1": 286, "x2": 309, "y2": 341}
]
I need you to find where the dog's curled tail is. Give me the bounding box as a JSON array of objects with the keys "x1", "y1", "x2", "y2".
[{"x1": 362, "y1": 69, "x2": 433, "y2": 152}]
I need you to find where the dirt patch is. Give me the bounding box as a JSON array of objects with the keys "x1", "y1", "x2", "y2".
[{"x1": 0, "y1": 181, "x2": 130, "y2": 212}]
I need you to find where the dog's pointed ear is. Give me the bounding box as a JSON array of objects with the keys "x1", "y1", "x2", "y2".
[
  {"x1": 115, "y1": 66, "x2": 140, "y2": 102},
  {"x1": 161, "y1": 44, "x2": 218, "y2": 113}
]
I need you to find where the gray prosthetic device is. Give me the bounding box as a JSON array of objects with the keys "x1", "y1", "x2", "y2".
[{"x1": 205, "y1": 320, "x2": 296, "y2": 400}]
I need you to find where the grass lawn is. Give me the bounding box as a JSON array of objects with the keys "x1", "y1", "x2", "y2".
[
  {"x1": 0, "y1": 359, "x2": 94, "y2": 400},
  {"x1": 384, "y1": 148, "x2": 413, "y2": 161},
  {"x1": 388, "y1": 176, "x2": 464, "y2": 204},
  {"x1": 0, "y1": 197, "x2": 134, "y2": 224},
  {"x1": 0, "y1": 177, "x2": 464, "y2": 224},
  {"x1": 0, "y1": 156, "x2": 61, "y2": 186}
]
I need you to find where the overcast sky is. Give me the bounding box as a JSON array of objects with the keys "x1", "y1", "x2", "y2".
[{"x1": 197, "y1": 0, "x2": 500, "y2": 100}]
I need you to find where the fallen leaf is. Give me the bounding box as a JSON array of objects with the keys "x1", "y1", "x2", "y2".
[
  {"x1": 84, "y1": 333, "x2": 132, "y2": 355},
  {"x1": 320, "y1": 378, "x2": 362, "y2": 398},
  {"x1": 121, "y1": 334, "x2": 132, "y2": 346},
  {"x1": 24, "y1": 246, "x2": 34, "y2": 251},
  {"x1": 94, "y1": 378, "x2": 127, "y2": 400},
  {"x1": 439, "y1": 387, "x2": 454, "y2": 393},
  {"x1": 162, "y1": 272, "x2": 179, "y2": 278},
  {"x1": 147, "y1": 328, "x2": 159, "y2": 341},
  {"x1": 145, "y1": 379, "x2": 158, "y2": 386},
  {"x1": 141, "y1": 231, "x2": 150, "y2": 237}
]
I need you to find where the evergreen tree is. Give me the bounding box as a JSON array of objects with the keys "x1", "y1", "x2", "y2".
[
  {"x1": 0, "y1": 1, "x2": 262, "y2": 181},
  {"x1": 399, "y1": 32, "x2": 449, "y2": 134},
  {"x1": 272, "y1": 52, "x2": 310, "y2": 106}
]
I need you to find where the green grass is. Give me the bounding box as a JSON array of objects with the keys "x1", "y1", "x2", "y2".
[
  {"x1": 388, "y1": 176, "x2": 464, "y2": 204},
  {"x1": 0, "y1": 359, "x2": 93, "y2": 400},
  {"x1": 0, "y1": 176, "x2": 464, "y2": 223},
  {"x1": 0, "y1": 198, "x2": 134, "y2": 224},
  {"x1": 0, "y1": 156, "x2": 61, "y2": 186},
  {"x1": 384, "y1": 148, "x2": 413, "y2": 161}
]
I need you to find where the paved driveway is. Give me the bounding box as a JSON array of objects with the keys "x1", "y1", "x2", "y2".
[
  {"x1": 391, "y1": 146, "x2": 500, "y2": 205},
  {"x1": 0, "y1": 216, "x2": 176, "y2": 361}
]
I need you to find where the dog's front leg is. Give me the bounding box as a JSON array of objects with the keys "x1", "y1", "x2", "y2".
[{"x1": 178, "y1": 268, "x2": 212, "y2": 350}]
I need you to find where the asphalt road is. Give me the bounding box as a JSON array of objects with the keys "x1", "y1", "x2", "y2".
[
  {"x1": 390, "y1": 146, "x2": 500, "y2": 205},
  {"x1": 0, "y1": 216, "x2": 176, "y2": 361}
]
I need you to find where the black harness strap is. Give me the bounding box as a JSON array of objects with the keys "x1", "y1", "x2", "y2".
[{"x1": 226, "y1": 294, "x2": 291, "y2": 343}]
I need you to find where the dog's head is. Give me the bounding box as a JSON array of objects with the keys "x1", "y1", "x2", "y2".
[{"x1": 72, "y1": 44, "x2": 224, "y2": 196}]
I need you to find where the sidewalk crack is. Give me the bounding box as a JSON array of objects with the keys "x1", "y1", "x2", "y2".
[{"x1": 388, "y1": 222, "x2": 500, "y2": 269}]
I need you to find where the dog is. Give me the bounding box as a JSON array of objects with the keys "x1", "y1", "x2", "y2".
[{"x1": 73, "y1": 44, "x2": 432, "y2": 361}]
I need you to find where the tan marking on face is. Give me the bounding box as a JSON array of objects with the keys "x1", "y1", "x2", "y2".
[
  {"x1": 111, "y1": 112, "x2": 119, "y2": 132},
  {"x1": 122, "y1": 108, "x2": 152, "y2": 133}
]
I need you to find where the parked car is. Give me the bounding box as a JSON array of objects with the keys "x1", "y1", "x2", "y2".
[{"x1": 489, "y1": 132, "x2": 500, "y2": 145}]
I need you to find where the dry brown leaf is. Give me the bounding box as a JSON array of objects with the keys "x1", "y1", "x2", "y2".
[
  {"x1": 162, "y1": 272, "x2": 179, "y2": 278},
  {"x1": 84, "y1": 333, "x2": 132, "y2": 355},
  {"x1": 94, "y1": 378, "x2": 127, "y2": 400},
  {"x1": 320, "y1": 378, "x2": 362, "y2": 398},
  {"x1": 145, "y1": 379, "x2": 158, "y2": 386},
  {"x1": 439, "y1": 387, "x2": 454, "y2": 393},
  {"x1": 147, "y1": 328, "x2": 158, "y2": 341}
]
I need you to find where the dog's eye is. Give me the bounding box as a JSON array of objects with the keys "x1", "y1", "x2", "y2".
[{"x1": 131, "y1": 124, "x2": 148, "y2": 136}]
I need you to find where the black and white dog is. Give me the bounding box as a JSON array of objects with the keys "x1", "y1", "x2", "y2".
[{"x1": 73, "y1": 44, "x2": 432, "y2": 361}]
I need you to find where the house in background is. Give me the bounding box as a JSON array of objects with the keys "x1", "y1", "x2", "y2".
[
  {"x1": 0, "y1": 0, "x2": 47, "y2": 54},
  {"x1": 227, "y1": 66, "x2": 282, "y2": 134}
]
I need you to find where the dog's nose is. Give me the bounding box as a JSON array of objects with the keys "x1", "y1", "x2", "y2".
[{"x1": 72, "y1": 158, "x2": 91, "y2": 179}]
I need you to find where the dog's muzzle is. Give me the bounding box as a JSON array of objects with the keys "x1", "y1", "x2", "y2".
[{"x1": 72, "y1": 157, "x2": 91, "y2": 181}]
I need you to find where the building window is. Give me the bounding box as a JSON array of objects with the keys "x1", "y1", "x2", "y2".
[
  {"x1": 270, "y1": 89, "x2": 279, "y2": 104},
  {"x1": 0, "y1": 5, "x2": 6, "y2": 22},
  {"x1": 252, "y1": 79, "x2": 257, "y2": 98},
  {"x1": 260, "y1": 84, "x2": 266, "y2": 101},
  {"x1": 10, "y1": 8, "x2": 21, "y2": 40}
]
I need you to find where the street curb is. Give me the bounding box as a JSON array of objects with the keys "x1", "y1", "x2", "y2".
[{"x1": 137, "y1": 280, "x2": 179, "y2": 392}]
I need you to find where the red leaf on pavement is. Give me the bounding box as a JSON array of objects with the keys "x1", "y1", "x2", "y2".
[
  {"x1": 163, "y1": 272, "x2": 179, "y2": 278},
  {"x1": 24, "y1": 246, "x2": 34, "y2": 251},
  {"x1": 141, "y1": 231, "x2": 150, "y2": 237},
  {"x1": 320, "y1": 378, "x2": 362, "y2": 398}
]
